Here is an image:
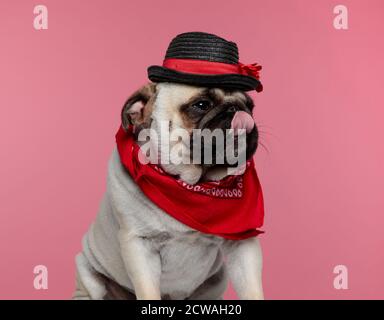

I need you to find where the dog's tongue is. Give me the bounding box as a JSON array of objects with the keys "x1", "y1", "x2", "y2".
[{"x1": 231, "y1": 111, "x2": 255, "y2": 133}]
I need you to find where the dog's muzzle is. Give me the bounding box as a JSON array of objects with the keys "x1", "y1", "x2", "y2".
[{"x1": 192, "y1": 104, "x2": 259, "y2": 167}]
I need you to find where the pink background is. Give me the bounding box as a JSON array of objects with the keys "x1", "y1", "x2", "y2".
[{"x1": 1, "y1": 0, "x2": 383, "y2": 299}]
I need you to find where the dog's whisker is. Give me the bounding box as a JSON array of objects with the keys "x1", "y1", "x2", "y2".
[
  {"x1": 258, "y1": 140, "x2": 270, "y2": 155},
  {"x1": 258, "y1": 130, "x2": 274, "y2": 137}
]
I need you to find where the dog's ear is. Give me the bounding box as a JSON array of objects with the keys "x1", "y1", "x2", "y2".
[{"x1": 121, "y1": 83, "x2": 156, "y2": 130}]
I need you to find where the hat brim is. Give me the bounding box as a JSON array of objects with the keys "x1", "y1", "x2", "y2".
[{"x1": 147, "y1": 66, "x2": 262, "y2": 92}]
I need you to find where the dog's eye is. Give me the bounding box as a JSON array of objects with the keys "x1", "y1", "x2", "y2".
[{"x1": 191, "y1": 100, "x2": 211, "y2": 111}]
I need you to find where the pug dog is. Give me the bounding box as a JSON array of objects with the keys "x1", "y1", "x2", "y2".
[{"x1": 73, "y1": 82, "x2": 264, "y2": 300}]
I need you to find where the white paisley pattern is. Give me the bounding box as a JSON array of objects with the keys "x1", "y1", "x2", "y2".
[{"x1": 152, "y1": 162, "x2": 252, "y2": 199}]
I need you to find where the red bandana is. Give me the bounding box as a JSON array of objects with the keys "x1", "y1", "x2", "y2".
[{"x1": 116, "y1": 126, "x2": 265, "y2": 240}]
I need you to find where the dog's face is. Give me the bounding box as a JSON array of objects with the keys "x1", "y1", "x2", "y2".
[{"x1": 121, "y1": 83, "x2": 258, "y2": 184}]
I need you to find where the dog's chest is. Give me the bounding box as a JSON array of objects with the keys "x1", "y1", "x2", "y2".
[{"x1": 144, "y1": 229, "x2": 224, "y2": 299}]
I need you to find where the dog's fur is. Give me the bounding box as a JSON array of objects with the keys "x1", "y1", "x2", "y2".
[{"x1": 73, "y1": 83, "x2": 264, "y2": 300}]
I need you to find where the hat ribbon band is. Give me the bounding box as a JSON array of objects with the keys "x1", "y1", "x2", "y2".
[{"x1": 163, "y1": 58, "x2": 261, "y2": 80}]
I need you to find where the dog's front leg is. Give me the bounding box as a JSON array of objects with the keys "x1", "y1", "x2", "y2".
[
  {"x1": 118, "y1": 229, "x2": 161, "y2": 300},
  {"x1": 225, "y1": 237, "x2": 264, "y2": 300}
]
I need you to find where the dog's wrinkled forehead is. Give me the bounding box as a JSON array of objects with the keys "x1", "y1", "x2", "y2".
[
  {"x1": 154, "y1": 83, "x2": 204, "y2": 113},
  {"x1": 155, "y1": 83, "x2": 248, "y2": 106}
]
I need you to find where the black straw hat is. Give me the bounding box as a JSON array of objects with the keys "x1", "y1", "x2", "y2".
[{"x1": 147, "y1": 32, "x2": 263, "y2": 92}]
